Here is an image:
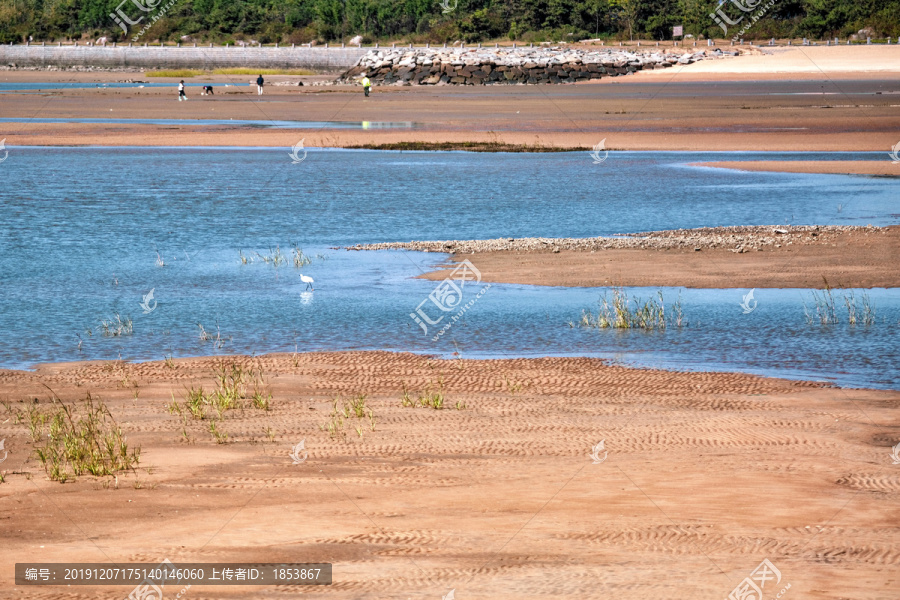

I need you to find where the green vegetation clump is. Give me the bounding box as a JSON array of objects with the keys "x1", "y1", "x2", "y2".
[
  {"x1": 321, "y1": 394, "x2": 376, "y2": 439},
  {"x1": 2, "y1": 0, "x2": 894, "y2": 47},
  {"x1": 21, "y1": 393, "x2": 140, "y2": 483},
  {"x1": 166, "y1": 361, "x2": 272, "y2": 444},
  {"x1": 100, "y1": 313, "x2": 133, "y2": 337},
  {"x1": 574, "y1": 288, "x2": 684, "y2": 331},
  {"x1": 145, "y1": 70, "x2": 203, "y2": 78},
  {"x1": 240, "y1": 244, "x2": 313, "y2": 267},
  {"x1": 803, "y1": 286, "x2": 875, "y2": 326},
  {"x1": 400, "y1": 378, "x2": 464, "y2": 410},
  {"x1": 346, "y1": 141, "x2": 570, "y2": 153},
  {"x1": 213, "y1": 68, "x2": 316, "y2": 76}
]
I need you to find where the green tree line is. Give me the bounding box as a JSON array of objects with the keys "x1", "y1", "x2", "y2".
[{"x1": 0, "y1": 0, "x2": 897, "y2": 45}]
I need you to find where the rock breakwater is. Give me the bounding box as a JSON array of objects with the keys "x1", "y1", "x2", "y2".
[{"x1": 338, "y1": 46, "x2": 733, "y2": 86}]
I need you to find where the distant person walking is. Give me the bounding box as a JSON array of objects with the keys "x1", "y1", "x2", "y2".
[
  {"x1": 361, "y1": 75, "x2": 371, "y2": 97},
  {"x1": 178, "y1": 80, "x2": 187, "y2": 101},
  {"x1": 256, "y1": 74, "x2": 264, "y2": 95}
]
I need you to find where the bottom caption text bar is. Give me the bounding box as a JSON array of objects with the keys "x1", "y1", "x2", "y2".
[{"x1": 16, "y1": 563, "x2": 332, "y2": 585}]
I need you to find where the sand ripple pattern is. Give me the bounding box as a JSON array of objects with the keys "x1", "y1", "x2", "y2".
[{"x1": 0, "y1": 351, "x2": 897, "y2": 600}]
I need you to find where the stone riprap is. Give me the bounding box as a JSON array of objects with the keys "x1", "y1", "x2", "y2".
[
  {"x1": 343, "y1": 225, "x2": 881, "y2": 254},
  {"x1": 338, "y1": 46, "x2": 730, "y2": 85}
]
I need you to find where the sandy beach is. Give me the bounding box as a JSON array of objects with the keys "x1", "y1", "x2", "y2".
[
  {"x1": 640, "y1": 45, "x2": 900, "y2": 74},
  {"x1": 1, "y1": 352, "x2": 898, "y2": 600}
]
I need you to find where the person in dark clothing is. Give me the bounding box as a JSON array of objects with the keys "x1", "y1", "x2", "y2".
[{"x1": 256, "y1": 75, "x2": 264, "y2": 95}]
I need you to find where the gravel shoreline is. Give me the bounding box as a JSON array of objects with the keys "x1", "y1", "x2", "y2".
[{"x1": 341, "y1": 225, "x2": 885, "y2": 254}]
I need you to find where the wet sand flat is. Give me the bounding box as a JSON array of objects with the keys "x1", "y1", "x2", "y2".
[
  {"x1": 1, "y1": 46, "x2": 899, "y2": 151},
  {"x1": 0, "y1": 352, "x2": 898, "y2": 599}
]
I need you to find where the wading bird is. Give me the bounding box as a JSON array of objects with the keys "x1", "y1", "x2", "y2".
[{"x1": 299, "y1": 273, "x2": 314, "y2": 291}]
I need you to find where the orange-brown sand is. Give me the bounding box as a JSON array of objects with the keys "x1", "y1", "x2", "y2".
[{"x1": 1, "y1": 352, "x2": 898, "y2": 599}]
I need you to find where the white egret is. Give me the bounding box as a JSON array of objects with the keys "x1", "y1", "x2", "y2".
[{"x1": 299, "y1": 274, "x2": 314, "y2": 291}]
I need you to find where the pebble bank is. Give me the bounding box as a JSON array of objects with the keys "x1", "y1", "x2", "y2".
[{"x1": 344, "y1": 225, "x2": 881, "y2": 253}]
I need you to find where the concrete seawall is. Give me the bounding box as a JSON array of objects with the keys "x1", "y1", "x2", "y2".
[{"x1": 0, "y1": 45, "x2": 369, "y2": 72}]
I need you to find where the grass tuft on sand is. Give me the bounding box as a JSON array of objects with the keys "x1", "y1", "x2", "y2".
[
  {"x1": 213, "y1": 68, "x2": 316, "y2": 76},
  {"x1": 145, "y1": 70, "x2": 204, "y2": 78},
  {"x1": 321, "y1": 394, "x2": 376, "y2": 439},
  {"x1": 20, "y1": 392, "x2": 140, "y2": 483},
  {"x1": 166, "y1": 361, "x2": 272, "y2": 443}
]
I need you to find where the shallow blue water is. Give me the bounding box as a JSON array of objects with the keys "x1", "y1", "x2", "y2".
[
  {"x1": 0, "y1": 148, "x2": 897, "y2": 388},
  {"x1": 0, "y1": 117, "x2": 418, "y2": 129},
  {"x1": 0, "y1": 82, "x2": 248, "y2": 91}
]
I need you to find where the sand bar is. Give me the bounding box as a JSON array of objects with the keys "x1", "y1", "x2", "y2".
[
  {"x1": 699, "y1": 160, "x2": 900, "y2": 176},
  {"x1": 353, "y1": 226, "x2": 900, "y2": 289},
  {"x1": 0, "y1": 351, "x2": 897, "y2": 599}
]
